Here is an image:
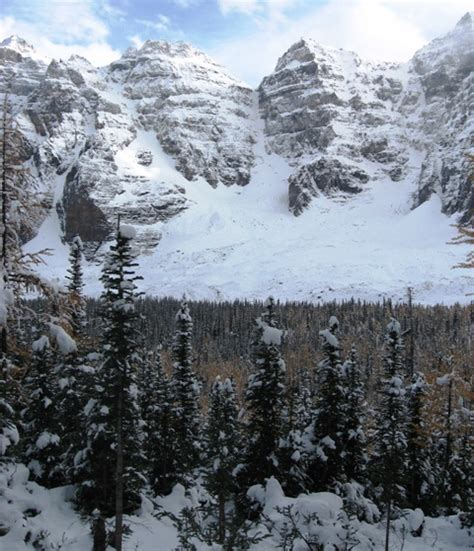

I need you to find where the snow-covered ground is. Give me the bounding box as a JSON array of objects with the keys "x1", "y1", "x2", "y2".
[
  {"x1": 1, "y1": 465, "x2": 472, "y2": 550},
  {"x1": 25, "y1": 102, "x2": 472, "y2": 306}
]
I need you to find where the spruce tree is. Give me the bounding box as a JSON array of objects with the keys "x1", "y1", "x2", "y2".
[
  {"x1": 308, "y1": 316, "x2": 346, "y2": 492},
  {"x1": 293, "y1": 365, "x2": 313, "y2": 432},
  {"x1": 55, "y1": 344, "x2": 86, "y2": 485},
  {"x1": 21, "y1": 335, "x2": 63, "y2": 486},
  {"x1": 455, "y1": 407, "x2": 474, "y2": 527},
  {"x1": 142, "y1": 348, "x2": 177, "y2": 495},
  {"x1": 341, "y1": 345, "x2": 367, "y2": 484},
  {"x1": 277, "y1": 373, "x2": 309, "y2": 497},
  {"x1": 75, "y1": 224, "x2": 146, "y2": 551},
  {"x1": 171, "y1": 299, "x2": 201, "y2": 483},
  {"x1": 405, "y1": 372, "x2": 433, "y2": 511},
  {"x1": 242, "y1": 296, "x2": 286, "y2": 489},
  {"x1": 442, "y1": 404, "x2": 473, "y2": 517},
  {"x1": 0, "y1": 356, "x2": 19, "y2": 459},
  {"x1": 278, "y1": 419, "x2": 307, "y2": 497},
  {"x1": 65, "y1": 235, "x2": 86, "y2": 339},
  {"x1": 204, "y1": 376, "x2": 240, "y2": 543},
  {"x1": 371, "y1": 318, "x2": 407, "y2": 548}
]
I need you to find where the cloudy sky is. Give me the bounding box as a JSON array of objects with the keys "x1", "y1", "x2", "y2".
[{"x1": 1, "y1": 0, "x2": 471, "y2": 85}]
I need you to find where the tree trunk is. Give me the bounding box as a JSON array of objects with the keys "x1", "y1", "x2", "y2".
[
  {"x1": 407, "y1": 287, "x2": 414, "y2": 377},
  {"x1": 384, "y1": 499, "x2": 392, "y2": 551},
  {"x1": 1, "y1": 95, "x2": 9, "y2": 358},
  {"x1": 92, "y1": 513, "x2": 106, "y2": 551},
  {"x1": 115, "y1": 380, "x2": 124, "y2": 551},
  {"x1": 218, "y1": 493, "x2": 225, "y2": 544}
]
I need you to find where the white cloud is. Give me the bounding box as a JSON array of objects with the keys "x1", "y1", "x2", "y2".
[
  {"x1": 211, "y1": 0, "x2": 472, "y2": 86},
  {"x1": 100, "y1": 1, "x2": 127, "y2": 20},
  {"x1": 25, "y1": 0, "x2": 110, "y2": 43},
  {"x1": 218, "y1": 0, "x2": 299, "y2": 16},
  {"x1": 136, "y1": 14, "x2": 171, "y2": 31},
  {"x1": 172, "y1": 0, "x2": 197, "y2": 7},
  {"x1": 0, "y1": 0, "x2": 121, "y2": 66},
  {"x1": 217, "y1": 0, "x2": 260, "y2": 15}
]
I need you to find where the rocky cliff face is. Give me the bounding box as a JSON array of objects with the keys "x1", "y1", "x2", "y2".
[
  {"x1": 0, "y1": 37, "x2": 254, "y2": 255},
  {"x1": 0, "y1": 14, "x2": 472, "y2": 260},
  {"x1": 259, "y1": 39, "x2": 408, "y2": 215},
  {"x1": 259, "y1": 14, "x2": 473, "y2": 220},
  {"x1": 403, "y1": 12, "x2": 474, "y2": 222},
  {"x1": 109, "y1": 41, "x2": 255, "y2": 188}
]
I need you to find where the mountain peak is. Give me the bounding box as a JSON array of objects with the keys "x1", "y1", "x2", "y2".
[
  {"x1": 0, "y1": 35, "x2": 35, "y2": 55},
  {"x1": 455, "y1": 11, "x2": 473, "y2": 29},
  {"x1": 136, "y1": 39, "x2": 198, "y2": 59}
]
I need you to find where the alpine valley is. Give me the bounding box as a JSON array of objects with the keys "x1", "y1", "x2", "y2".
[{"x1": 1, "y1": 13, "x2": 473, "y2": 303}]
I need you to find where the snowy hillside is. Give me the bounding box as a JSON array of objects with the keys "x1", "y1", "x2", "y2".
[
  {"x1": 1, "y1": 14, "x2": 473, "y2": 303},
  {"x1": 25, "y1": 114, "x2": 472, "y2": 304},
  {"x1": 2, "y1": 467, "x2": 472, "y2": 551}
]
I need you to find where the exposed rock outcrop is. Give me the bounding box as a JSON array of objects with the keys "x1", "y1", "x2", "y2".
[{"x1": 0, "y1": 13, "x2": 472, "y2": 261}]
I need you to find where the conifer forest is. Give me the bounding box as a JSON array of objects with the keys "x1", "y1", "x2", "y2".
[{"x1": 1, "y1": 220, "x2": 472, "y2": 550}]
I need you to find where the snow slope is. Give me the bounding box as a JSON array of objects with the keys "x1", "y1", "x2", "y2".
[
  {"x1": 2, "y1": 466, "x2": 472, "y2": 550},
  {"x1": 5, "y1": 15, "x2": 473, "y2": 305},
  {"x1": 25, "y1": 98, "x2": 472, "y2": 304}
]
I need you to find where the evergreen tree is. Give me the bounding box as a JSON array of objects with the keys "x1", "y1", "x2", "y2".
[
  {"x1": 308, "y1": 316, "x2": 346, "y2": 492},
  {"x1": 21, "y1": 335, "x2": 62, "y2": 486},
  {"x1": 65, "y1": 235, "x2": 86, "y2": 339},
  {"x1": 75, "y1": 224, "x2": 146, "y2": 551},
  {"x1": 371, "y1": 318, "x2": 407, "y2": 528},
  {"x1": 294, "y1": 365, "x2": 313, "y2": 431},
  {"x1": 341, "y1": 345, "x2": 367, "y2": 484},
  {"x1": 442, "y1": 404, "x2": 473, "y2": 517},
  {"x1": 0, "y1": 356, "x2": 19, "y2": 459},
  {"x1": 142, "y1": 348, "x2": 177, "y2": 495},
  {"x1": 241, "y1": 296, "x2": 286, "y2": 489},
  {"x1": 55, "y1": 343, "x2": 86, "y2": 485},
  {"x1": 455, "y1": 406, "x2": 474, "y2": 527},
  {"x1": 204, "y1": 376, "x2": 240, "y2": 543},
  {"x1": 405, "y1": 372, "x2": 434, "y2": 511},
  {"x1": 278, "y1": 420, "x2": 307, "y2": 497},
  {"x1": 171, "y1": 299, "x2": 201, "y2": 482},
  {"x1": 277, "y1": 373, "x2": 309, "y2": 497}
]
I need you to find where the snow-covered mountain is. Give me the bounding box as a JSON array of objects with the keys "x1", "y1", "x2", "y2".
[{"x1": 0, "y1": 14, "x2": 472, "y2": 303}]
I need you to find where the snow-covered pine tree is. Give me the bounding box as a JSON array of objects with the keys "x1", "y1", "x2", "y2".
[
  {"x1": 65, "y1": 235, "x2": 86, "y2": 340},
  {"x1": 441, "y1": 401, "x2": 473, "y2": 517},
  {"x1": 308, "y1": 316, "x2": 346, "y2": 492},
  {"x1": 405, "y1": 372, "x2": 434, "y2": 512},
  {"x1": 370, "y1": 318, "x2": 408, "y2": 517},
  {"x1": 241, "y1": 296, "x2": 286, "y2": 490},
  {"x1": 341, "y1": 345, "x2": 367, "y2": 484},
  {"x1": 141, "y1": 348, "x2": 177, "y2": 495},
  {"x1": 49, "y1": 323, "x2": 88, "y2": 485},
  {"x1": 171, "y1": 299, "x2": 201, "y2": 483},
  {"x1": 278, "y1": 419, "x2": 308, "y2": 497},
  {"x1": 0, "y1": 356, "x2": 19, "y2": 459},
  {"x1": 294, "y1": 365, "x2": 313, "y2": 432},
  {"x1": 75, "y1": 224, "x2": 146, "y2": 551},
  {"x1": 21, "y1": 335, "x2": 63, "y2": 486},
  {"x1": 204, "y1": 376, "x2": 241, "y2": 543},
  {"x1": 453, "y1": 406, "x2": 474, "y2": 527},
  {"x1": 277, "y1": 370, "x2": 309, "y2": 497}
]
